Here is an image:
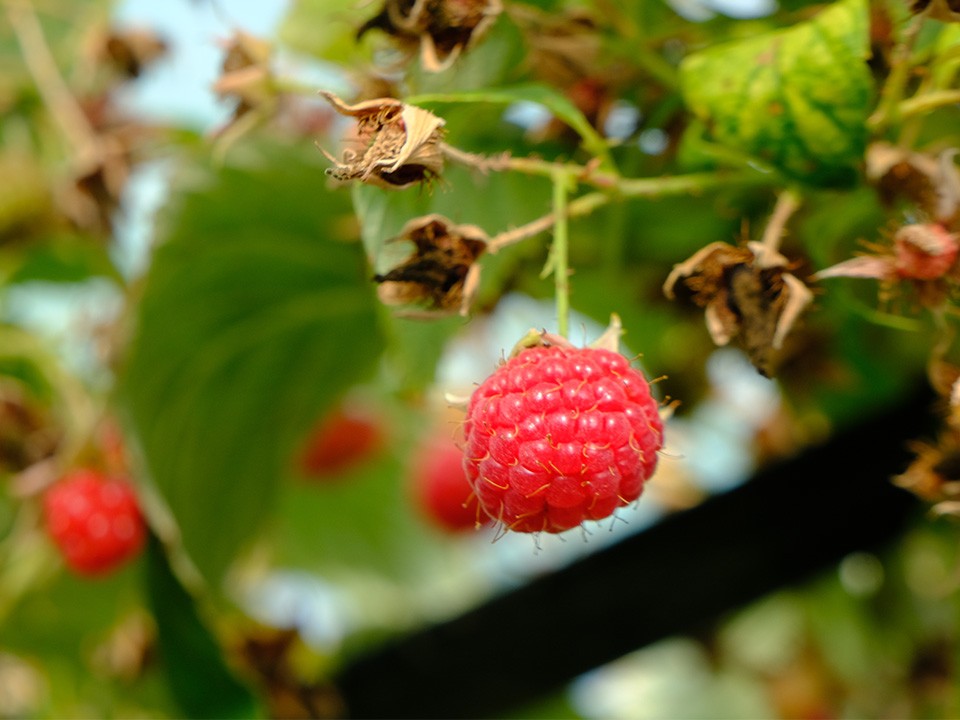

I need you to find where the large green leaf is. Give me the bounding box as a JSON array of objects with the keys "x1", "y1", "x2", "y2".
[
  {"x1": 278, "y1": 0, "x2": 371, "y2": 66},
  {"x1": 679, "y1": 0, "x2": 872, "y2": 186},
  {"x1": 351, "y1": 163, "x2": 550, "y2": 388},
  {"x1": 145, "y1": 536, "x2": 260, "y2": 718},
  {"x1": 119, "y1": 145, "x2": 384, "y2": 584}
]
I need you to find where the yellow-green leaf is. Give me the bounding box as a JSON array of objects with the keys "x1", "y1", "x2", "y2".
[{"x1": 680, "y1": 0, "x2": 873, "y2": 186}]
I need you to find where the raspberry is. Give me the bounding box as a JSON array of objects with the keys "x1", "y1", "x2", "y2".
[
  {"x1": 410, "y1": 435, "x2": 489, "y2": 533},
  {"x1": 43, "y1": 469, "x2": 146, "y2": 576},
  {"x1": 463, "y1": 344, "x2": 663, "y2": 533},
  {"x1": 298, "y1": 405, "x2": 384, "y2": 479}
]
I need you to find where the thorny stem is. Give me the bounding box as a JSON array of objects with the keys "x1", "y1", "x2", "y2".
[
  {"x1": 488, "y1": 169, "x2": 775, "y2": 252},
  {"x1": 869, "y1": 14, "x2": 925, "y2": 133},
  {"x1": 489, "y1": 192, "x2": 607, "y2": 252},
  {"x1": 6, "y1": 0, "x2": 99, "y2": 162},
  {"x1": 899, "y1": 90, "x2": 960, "y2": 120},
  {"x1": 442, "y1": 145, "x2": 619, "y2": 189},
  {"x1": 549, "y1": 171, "x2": 574, "y2": 338}
]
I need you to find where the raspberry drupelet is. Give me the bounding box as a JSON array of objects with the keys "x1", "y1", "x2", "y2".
[{"x1": 462, "y1": 344, "x2": 663, "y2": 533}]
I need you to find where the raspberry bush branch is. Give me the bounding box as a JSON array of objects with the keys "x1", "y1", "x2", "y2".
[
  {"x1": 545, "y1": 169, "x2": 574, "y2": 338},
  {"x1": 868, "y1": 13, "x2": 926, "y2": 133},
  {"x1": 6, "y1": 0, "x2": 100, "y2": 161}
]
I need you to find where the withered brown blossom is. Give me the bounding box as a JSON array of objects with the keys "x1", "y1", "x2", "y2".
[
  {"x1": 814, "y1": 223, "x2": 960, "y2": 308},
  {"x1": 92, "y1": 27, "x2": 168, "y2": 79},
  {"x1": 320, "y1": 91, "x2": 445, "y2": 189},
  {"x1": 212, "y1": 31, "x2": 275, "y2": 134},
  {"x1": 374, "y1": 214, "x2": 487, "y2": 316},
  {"x1": 867, "y1": 144, "x2": 960, "y2": 225},
  {"x1": 910, "y1": 0, "x2": 960, "y2": 22},
  {"x1": 357, "y1": 0, "x2": 503, "y2": 72},
  {"x1": 664, "y1": 241, "x2": 813, "y2": 377}
]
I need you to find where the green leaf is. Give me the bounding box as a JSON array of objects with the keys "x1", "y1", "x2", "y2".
[
  {"x1": 145, "y1": 536, "x2": 260, "y2": 719},
  {"x1": 408, "y1": 84, "x2": 613, "y2": 166},
  {"x1": 119, "y1": 146, "x2": 384, "y2": 584},
  {"x1": 679, "y1": 0, "x2": 873, "y2": 186},
  {"x1": 3, "y1": 235, "x2": 123, "y2": 286},
  {"x1": 350, "y1": 164, "x2": 550, "y2": 389},
  {"x1": 278, "y1": 0, "x2": 372, "y2": 66}
]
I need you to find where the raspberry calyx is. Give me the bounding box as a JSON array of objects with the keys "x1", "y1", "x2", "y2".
[{"x1": 462, "y1": 341, "x2": 664, "y2": 533}]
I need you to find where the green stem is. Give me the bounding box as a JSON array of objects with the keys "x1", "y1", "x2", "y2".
[
  {"x1": 869, "y1": 14, "x2": 925, "y2": 133},
  {"x1": 550, "y1": 170, "x2": 572, "y2": 338},
  {"x1": 899, "y1": 89, "x2": 960, "y2": 120},
  {"x1": 487, "y1": 169, "x2": 777, "y2": 252}
]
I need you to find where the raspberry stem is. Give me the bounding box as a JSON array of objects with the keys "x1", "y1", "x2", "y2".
[
  {"x1": 868, "y1": 13, "x2": 924, "y2": 133},
  {"x1": 547, "y1": 170, "x2": 574, "y2": 337}
]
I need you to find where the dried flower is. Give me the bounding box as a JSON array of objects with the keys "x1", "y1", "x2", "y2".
[
  {"x1": 910, "y1": 0, "x2": 960, "y2": 22},
  {"x1": 85, "y1": 26, "x2": 168, "y2": 80},
  {"x1": 814, "y1": 223, "x2": 960, "y2": 308},
  {"x1": 212, "y1": 31, "x2": 275, "y2": 127},
  {"x1": 867, "y1": 144, "x2": 960, "y2": 224},
  {"x1": 320, "y1": 92, "x2": 445, "y2": 190},
  {"x1": 357, "y1": 0, "x2": 503, "y2": 72},
  {"x1": 664, "y1": 240, "x2": 812, "y2": 377},
  {"x1": 374, "y1": 214, "x2": 487, "y2": 316}
]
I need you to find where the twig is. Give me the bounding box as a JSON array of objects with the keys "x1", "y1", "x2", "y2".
[
  {"x1": 442, "y1": 144, "x2": 619, "y2": 188},
  {"x1": 488, "y1": 169, "x2": 777, "y2": 253},
  {"x1": 489, "y1": 191, "x2": 608, "y2": 252},
  {"x1": 869, "y1": 14, "x2": 925, "y2": 132},
  {"x1": 899, "y1": 90, "x2": 960, "y2": 120},
  {"x1": 6, "y1": 0, "x2": 100, "y2": 164},
  {"x1": 546, "y1": 170, "x2": 574, "y2": 337}
]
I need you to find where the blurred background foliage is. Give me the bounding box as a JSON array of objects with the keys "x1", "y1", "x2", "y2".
[{"x1": 1, "y1": 0, "x2": 960, "y2": 717}]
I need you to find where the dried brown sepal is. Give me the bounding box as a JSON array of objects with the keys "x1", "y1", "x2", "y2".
[
  {"x1": 374, "y1": 214, "x2": 487, "y2": 316},
  {"x1": 61, "y1": 96, "x2": 151, "y2": 235},
  {"x1": 83, "y1": 25, "x2": 168, "y2": 80},
  {"x1": 867, "y1": 143, "x2": 960, "y2": 224},
  {"x1": 910, "y1": 0, "x2": 960, "y2": 22},
  {"x1": 664, "y1": 241, "x2": 812, "y2": 377},
  {"x1": 213, "y1": 31, "x2": 275, "y2": 125},
  {"x1": 0, "y1": 380, "x2": 60, "y2": 475},
  {"x1": 357, "y1": 0, "x2": 503, "y2": 73},
  {"x1": 320, "y1": 91, "x2": 445, "y2": 190},
  {"x1": 895, "y1": 434, "x2": 960, "y2": 507}
]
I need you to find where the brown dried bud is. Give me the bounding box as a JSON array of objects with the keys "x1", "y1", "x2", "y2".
[
  {"x1": 895, "y1": 436, "x2": 960, "y2": 505},
  {"x1": 374, "y1": 214, "x2": 487, "y2": 316},
  {"x1": 664, "y1": 241, "x2": 812, "y2": 377},
  {"x1": 867, "y1": 144, "x2": 960, "y2": 224},
  {"x1": 213, "y1": 31, "x2": 275, "y2": 115},
  {"x1": 99, "y1": 28, "x2": 168, "y2": 79},
  {"x1": 358, "y1": 0, "x2": 503, "y2": 72},
  {"x1": 0, "y1": 381, "x2": 60, "y2": 475},
  {"x1": 910, "y1": 0, "x2": 960, "y2": 22},
  {"x1": 320, "y1": 91, "x2": 445, "y2": 189}
]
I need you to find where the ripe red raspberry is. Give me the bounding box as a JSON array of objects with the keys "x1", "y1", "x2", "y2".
[
  {"x1": 410, "y1": 435, "x2": 489, "y2": 533},
  {"x1": 43, "y1": 469, "x2": 146, "y2": 576},
  {"x1": 463, "y1": 344, "x2": 663, "y2": 533},
  {"x1": 298, "y1": 405, "x2": 384, "y2": 479}
]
